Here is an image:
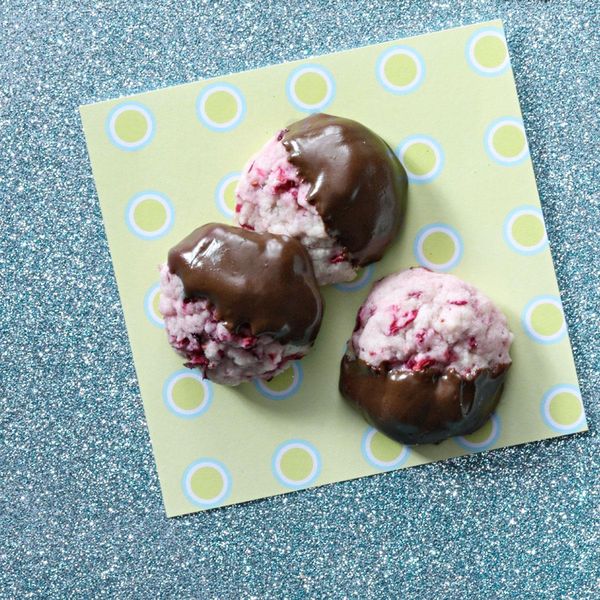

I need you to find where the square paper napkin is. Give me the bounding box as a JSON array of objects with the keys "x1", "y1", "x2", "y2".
[{"x1": 81, "y1": 20, "x2": 586, "y2": 517}]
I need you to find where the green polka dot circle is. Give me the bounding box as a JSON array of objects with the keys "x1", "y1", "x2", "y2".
[
  {"x1": 503, "y1": 205, "x2": 548, "y2": 255},
  {"x1": 254, "y1": 362, "x2": 303, "y2": 400},
  {"x1": 215, "y1": 172, "x2": 241, "y2": 218},
  {"x1": 125, "y1": 191, "x2": 174, "y2": 240},
  {"x1": 455, "y1": 414, "x2": 500, "y2": 451},
  {"x1": 196, "y1": 82, "x2": 246, "y2": 131},
  {"x1": 466, "y1": 27, "x2": 510, "y2": 76},
  {"x1": 485, "y1": 117, "x2": 529, "y2": 166},
  {"x1": 361, "y1": 427, "x2": 410, "y2": 470},
  {"x1": 541, "y1": 384, "x2": 585, "y2": 433},
  {"x1": 397, "y1": 135, "x2": 444, "y2": 183},
  {"x1": 144, "y1": 283, "x2": 163, "y2": 328},
  {"x1": 182, "y1": 459, "x2": 231, "y2": 508},
  {"x1": 521, "y1": 295, "x2": 567, "y2": 344},
  {"x1": 272, "y1": 439, "x2": 321, "y2": 489},
  {"x1": 105, "y1": 101, "x2": 155, "y2": 151},
  {"x1": 413, "y1": 223, "x2": 463, "y2": 271},
  {"x1": 286, "y1": 64, "x2": 335, "y2": 112},
  {"x1": 376, "y1": 45, "x2": 425, "y2": 94},
  {"x1": 163, "y1": 370, "x2": 213, "y2": 419}
]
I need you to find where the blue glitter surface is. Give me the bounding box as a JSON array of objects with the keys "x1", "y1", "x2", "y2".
[{"x1": 1, "y1": 1, "x2": 598, "y2": 598}]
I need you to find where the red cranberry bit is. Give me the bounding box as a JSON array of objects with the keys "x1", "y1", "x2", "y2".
[
  {"x1": 188, "y1": 354, "x2": 209, "y2": 367},
  {"x1": 330, "y1": 251, "x2": 347, "y2": 264},
  {"x1": 414, "y1": 357, "x2": 436, "y2": 371},
  {"x1": 240, "y1": 223, "x2": 255, "y2": 231},
  {"x1": 468, "y1": 336, "x2": 478, "y2": 350},
  {"x1": 448, "y1": 300, "x2": 468, "y2": 306},
  {"x1": 415, "y1": 329, "x2": 427, "y2": 344},
  {"x1": 407, "y1": 291, "x2": 422, "y2": 299},
  {"x1": 240, "y1": 336, "x2": 256, "y2": 349},
  {"x1": 444, "y1": 348, "x2": 457, "y2": 363},
  {"x1": 273, "y1": 179, "x2": 297, "y2": 194},
  {"x1": 389, "y1": 309, "x2": 419, "y2": 335},
  {"x1": 174, "y1": 337, "x2": 190, "y2": 350},
  {"x1": 235, "y1": 203, "x2": 241, "y2": 213},
  {"x1": 405, "y1": 356, "x2": 435, "y2": 371}
]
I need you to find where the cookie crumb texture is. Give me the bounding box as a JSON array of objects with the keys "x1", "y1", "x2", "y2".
[
  {"x1": 340, "y1": 268, "x2": 513, "y2": 444},
  {"x1": 160, "y1": 224, "x2": 323, "y2": 386}
]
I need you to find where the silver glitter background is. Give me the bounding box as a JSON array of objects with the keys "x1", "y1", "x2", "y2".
[{"x1": 1, "y1": 1, "x2": 599, "y2": 598}]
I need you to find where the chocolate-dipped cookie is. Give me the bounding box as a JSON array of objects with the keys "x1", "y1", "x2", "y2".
[
  {"x1": 235, "y1": 113, "x2": 407, "y2": 285},
  {"x1": 160, "y1": 223, "x2": 323, "y2": 385},
  {"x1": 339, "y1": 267, "x2": 513, "y2": 444}
]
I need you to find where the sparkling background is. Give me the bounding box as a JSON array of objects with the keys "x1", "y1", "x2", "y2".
[{"x1": 1, "y1": 1, "x2": 598, "y2": 597}]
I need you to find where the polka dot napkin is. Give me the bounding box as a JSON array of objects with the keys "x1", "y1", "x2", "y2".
[{"x1": 80, "y1": 20, "x2": 585, "y2": 517}]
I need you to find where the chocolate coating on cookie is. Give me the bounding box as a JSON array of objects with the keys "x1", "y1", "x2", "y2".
[
  {"x1": 339, "y1": 355, "x2": 509, "y2": 445},
  {"x1": 281, "y1": 113, "x2": 407, "y2": 266},
  {"x1": 168, "y1": 223, "x2": 323, "y2": 345}
]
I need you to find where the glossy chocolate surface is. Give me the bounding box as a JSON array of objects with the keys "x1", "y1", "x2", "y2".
[
  {"x1": 339, "y1": 354, "x2": 510, "y2": 445},
  {"x1": 282, "y1": 113, "x2": 407, "y2": 266},
  {"x1": 168, "y1": 223, "x2": 323, "y2": 345}
]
